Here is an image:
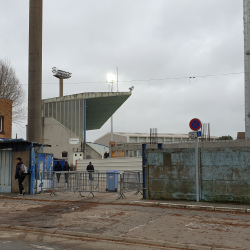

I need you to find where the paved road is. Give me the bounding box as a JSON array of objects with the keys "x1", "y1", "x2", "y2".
[
  {"x1": 0, "y1": 230, "x2": 177, "y2": 250},
  {"x1": 0, "y1": 197, "x2": 249, "y2": 249}
]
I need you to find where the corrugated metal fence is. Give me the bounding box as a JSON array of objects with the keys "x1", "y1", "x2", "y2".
[{"x1": 0, "y1": 149, "x2": 12, "y2": 193}]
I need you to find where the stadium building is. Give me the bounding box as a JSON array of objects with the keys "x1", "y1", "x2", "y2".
[{"x1": 41, "y1": 92, "x2": 131, "y2": 164}]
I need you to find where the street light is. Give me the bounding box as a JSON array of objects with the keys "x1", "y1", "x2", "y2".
[
  {"x1": 106, "y1": 73, "x2": 117, "y2": 142},
  {"x1": 106, "y1": 73, "x2": 117, "y2": 92}
]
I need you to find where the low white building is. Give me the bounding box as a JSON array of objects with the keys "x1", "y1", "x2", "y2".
[
  {"x1": 95, "y1": 132, "x2": 192, "y2": 147},
  {"x1": 95, "y1": 132, "x2": 217, "y2": 157}
]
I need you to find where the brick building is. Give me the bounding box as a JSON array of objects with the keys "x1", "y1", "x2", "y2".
[{"x1": 0, "y1": 99, "x2": 13, "y2": 139}]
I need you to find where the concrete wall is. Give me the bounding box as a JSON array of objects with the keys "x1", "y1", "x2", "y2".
[
  {"x1": 146, "y1": 147, "x2": 250, "y2": 203},
  {"x1": 12, "y1": 151, "x2": 30, "y2": 194},
  {"x1": 0, "y1": 99, "x2": 12, "y2": 139},
  {"x1": 42, "y1": 117, "x2": 82, "y2": 165}
]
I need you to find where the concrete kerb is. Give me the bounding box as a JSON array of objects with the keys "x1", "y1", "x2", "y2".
[
  {"x1": 185, "y1": 205, "x2": 215, "y2": 211},
  {"x1": 1, "y1": 194, "x2": 250, "y2": 214},
  {"x1": 214, "y1": 207, "x2": 247, "y2": 213},
  {"x1": 0, "y1": 224, "x2": 223, "y2": 250}
]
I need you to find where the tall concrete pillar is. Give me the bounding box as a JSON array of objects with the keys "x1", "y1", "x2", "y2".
[{"x1": 27, "y1": 0, "x2": 43, "y2": 143}]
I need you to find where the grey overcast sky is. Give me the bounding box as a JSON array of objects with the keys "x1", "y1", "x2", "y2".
[{"x1": 0, "y1": 0, "x2": 244, "y2": 141}]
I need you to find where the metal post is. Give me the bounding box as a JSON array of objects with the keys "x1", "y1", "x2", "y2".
[
  {"x1": 29, "y1": 146, "x2": 36, "y2": 195},
  {"x1": 117, "y1": 67, "x2": 118, "y2": 92},
  {"x1": 244, "y1": 0, "x2": 250, "y2": 138},
  {"x1": 142, "y1": 143, "x2": 147, "y2": 199},
  {"x1": 84, "y1": 99, "x2": 86, "y2": 143},
  {"x1": 111, "y1": 82, "x2": 114, "y2": 141},
  {"x1": 84, "y1": 99, "x2": 87, "y2": 159},
  {"x1": 59, "y1": 78, "x2": 63, "y2": 97},
  {"x1": 195, "y1": 137, "x2": 200, "y2": 201},
  {"x1": 111, "y1": 116, "x2": 113, "y2": 141}
]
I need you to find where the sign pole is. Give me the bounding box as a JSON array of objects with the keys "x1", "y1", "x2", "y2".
[
  {"x1": 195, "y1": 137, "x2": 199, "y2": 202},
  {"x1": 189, "y1": 118, "x2": 202, "y2": 202}
]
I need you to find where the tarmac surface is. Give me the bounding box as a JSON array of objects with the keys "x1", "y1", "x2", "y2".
[{"x1": 0, "y1": 191, "x2": 250, "y2": 249}]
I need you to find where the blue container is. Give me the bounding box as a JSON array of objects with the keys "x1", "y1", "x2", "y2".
[{"x1": 106, "y1": 171, "x2": 119, "y2": 192}]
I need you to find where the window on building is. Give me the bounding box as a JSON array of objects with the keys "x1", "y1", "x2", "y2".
[
  {"x1": 0, "y1": 116, "x2": 3, "y2": 133},
  {"x1": 62, "y1": 151, "x2": 68, "y2": 158}
]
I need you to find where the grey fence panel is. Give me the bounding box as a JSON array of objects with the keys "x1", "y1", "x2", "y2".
[
  {"x1": 121, "y1": 171, "x2": 143, "y2": 195},
  {"x1": 77, "y1": 171, "x2": 120, "y2": 198},
  {"x1": 37, "y1": 171, "x2": 141, "y2": 199},
  {"x1": 37, "y1": 171, "x2": 55, "y2": 194}
]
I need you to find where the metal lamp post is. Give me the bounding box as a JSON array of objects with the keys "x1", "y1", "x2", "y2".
[{"x1": 106, "y1": 73, "x2": 117, "y2": 142}]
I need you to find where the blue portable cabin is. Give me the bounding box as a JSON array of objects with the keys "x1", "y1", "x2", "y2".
[{"x1": 0, "y1": 139, "x2": 51, "y2": 194}]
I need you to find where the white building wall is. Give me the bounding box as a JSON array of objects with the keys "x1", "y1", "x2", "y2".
[{"x1": 76, "y1": 157, "x2": 142, "y2": 173}]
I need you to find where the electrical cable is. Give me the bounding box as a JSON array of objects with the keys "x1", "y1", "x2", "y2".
[{"x1": 19, "y1": 71, "x2": 245, "y2": 85}]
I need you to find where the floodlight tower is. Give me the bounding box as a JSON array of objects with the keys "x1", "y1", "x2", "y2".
[
  {"x1": 244, "y1": 0, "x2": 250, "y2": 138},
  {"x1": 52, "y1": 67, "x2": 72, "y2": 97}
]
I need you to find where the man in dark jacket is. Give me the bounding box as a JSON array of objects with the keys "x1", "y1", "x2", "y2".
[
  {"x1": 86, "y1": 162, "x2": 94, "y2": 180},
  {"x1": 63, "y1": 161, "x2": 70, "y2": 184},
  {"x1": 15, "y1": 157, "x2": 27, "y2": 196},
  {"x1": 104, "y1": 152, "x2": 108, "y2": 158},
  {"x1": 54, "y1": 161, "x2": 62, "y2": 183}
]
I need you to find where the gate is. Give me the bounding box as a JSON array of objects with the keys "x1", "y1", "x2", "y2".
[{"x1": 0, "y1": 149, "x2": 12, "y2": 193}]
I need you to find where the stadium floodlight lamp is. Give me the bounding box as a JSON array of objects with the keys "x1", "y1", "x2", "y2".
[
  {"x1": 52, "y1": 67, "x2": 72, "y2": 79},
  {"x1": 106, "y1": 73, "x2": 117, "y2": 83},
  {"x1": 129, "y1": 86, "x2": 134, "y2": 92}
]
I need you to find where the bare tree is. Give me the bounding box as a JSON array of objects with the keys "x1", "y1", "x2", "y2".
[{"x1": 0, "y1": 59, "x2": 26, "y2": 124}]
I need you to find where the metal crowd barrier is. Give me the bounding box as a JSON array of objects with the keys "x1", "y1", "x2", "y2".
[
  {"x1": 118, "y1": 171, "x2": 143, "y2": 199},
  {"x1": 37, "y1": 170, "x2": 142, "y2": 199},
  {"x1": 37, "y1": 171, "x2": 54, "y2": 194}
]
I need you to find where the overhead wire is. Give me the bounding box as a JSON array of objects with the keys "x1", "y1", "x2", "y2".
[{"x1": 19, "y1": 71, "x2": 245, "y2": 85}]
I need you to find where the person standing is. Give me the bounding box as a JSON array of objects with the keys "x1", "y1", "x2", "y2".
[
  {"x1": 86, "y1": 162, "x2": 94, "y2": 180},
  {"x1": 15, "y1": 157, "x2": 27, "y2": 196},
  {"x1": 54, "y1": 161, "x2": 62, "y2": 183},
  {"x1": 63, "y1": 161, "x2": 70, "y2": 184},
  {"x1": 104, "y1": 152, "x2": 108, "y2": 158}
]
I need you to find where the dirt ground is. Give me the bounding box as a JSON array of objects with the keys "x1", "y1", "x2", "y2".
[{"x1": 1, "y1": 197, "x2": 250, "y2": 249}]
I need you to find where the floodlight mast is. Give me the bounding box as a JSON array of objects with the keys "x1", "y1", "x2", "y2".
[
  {"x1": 106, "y1": 73, "x2": 117, "y2": 142},
  {"x1": 52, "y1": 67, "x2": 72, "y2": 97}
]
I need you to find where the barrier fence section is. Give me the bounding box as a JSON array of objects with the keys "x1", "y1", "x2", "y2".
[
  {"x1": 37, "y1": 171, "x2": 142, "y2": 199},
  {"x1": 118, "y1": 171, "x2": 143, "y2": 199}
]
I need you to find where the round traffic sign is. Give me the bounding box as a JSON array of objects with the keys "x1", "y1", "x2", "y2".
[{"x1": 189, "y1": 118, "x2": 201, "y2": 131}]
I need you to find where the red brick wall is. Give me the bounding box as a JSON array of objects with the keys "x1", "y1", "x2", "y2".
[{"x1": 0, "y1": 99, "x2": 13, "y2": 139}]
